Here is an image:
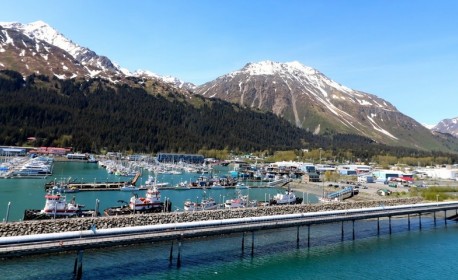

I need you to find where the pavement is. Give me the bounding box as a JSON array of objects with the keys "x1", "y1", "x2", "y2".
[{"x1": 289, "y1": 180, "x2": 416, "y2": 201}]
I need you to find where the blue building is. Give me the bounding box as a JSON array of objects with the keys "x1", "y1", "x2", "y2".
[
  {"x1": 156, "y1": 153, "x2": 204, "y2": 164},
  {"x1": 0, "y1": 147, "x2": 26, "y2": 156}
]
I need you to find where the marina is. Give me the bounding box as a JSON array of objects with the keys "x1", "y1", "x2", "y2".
[
  {"x1": 0, "y1": 160, "x2": 303, "y2": 222},
  {"x1": 1, "y1": 159, "x2": 458, "y2": 279}
]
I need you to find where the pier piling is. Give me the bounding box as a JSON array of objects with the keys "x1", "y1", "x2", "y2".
[
  {"x1": 241, "y1": 232, "x2": 245, "y2": 254},
  {"x1": 169, "y1": 241, "x2": 174, "y2": 264},
  {"x1": 177, "y1": 239, "x2": 182, "y2": 269},
  {"x1": 389, "y1": 216, "x2": 392, "y2": 234},
  {"x1": 296, "y1": 226, "x2": 300, "y2": 247},
  {"x1": 307, "y1": 225, "x2": 311, "y2": 248},
  {"x1": 377, "y1": 217, "x2": 380, "y2": 235},
  {"x1": 352, "y1": 220, "x2": 355, "y2": 240},
  {"x1": 419, "y1": 213, "x2": 422, "y2": 230},
  {"x1": 434, "y1": 212, "x2": 436, "y2": 226},
  {"x1": 341, "y1": 221, "x2": 344, "y2": 241},
  {"x1": 408, "y1": 214, "x2": 410, "y2": 230},
  {"x1": 251, "y1": 231, "x2": 255, "y2": 256},
  {"x1": 73, "y1": 249, "x2": 83, "y2": 280}
]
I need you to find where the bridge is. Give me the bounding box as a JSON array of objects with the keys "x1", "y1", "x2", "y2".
[{"x1": 1, "y1": 201, "x2": 458, "y2": 259}]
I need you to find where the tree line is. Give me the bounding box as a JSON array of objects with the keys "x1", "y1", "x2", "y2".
[{"x1": 0, "y1": 70, "x2": 456, "y2": 163}]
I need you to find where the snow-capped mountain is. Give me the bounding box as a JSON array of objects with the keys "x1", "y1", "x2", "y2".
[
  {"x1": 433, "y1": 117, "x2": 458, "y2": 138},
  {"x1": 0, "y1": 21, "x2": 126, "y2": 78},
  {"x1": 133, "y1": 70, "x2": 196, "y2": 91},
  {"x1": 196, "y1": 61, "x2": 444, "y2": 150},
  {"x1": 0, "y1": 21, "x2": 193, "y2": 89}
]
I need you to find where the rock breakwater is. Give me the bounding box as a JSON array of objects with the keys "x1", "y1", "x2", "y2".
[{"x1": 0, "y1": 198, "x2": 422, "y2": 237}]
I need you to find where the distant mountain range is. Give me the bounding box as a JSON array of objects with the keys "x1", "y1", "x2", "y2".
[
  {"x1": 433, "y1": 117, "x2": 458, "y2": 137},
  {"x1": 1, "y1": 21, "x2": 457, "y2": 152}
]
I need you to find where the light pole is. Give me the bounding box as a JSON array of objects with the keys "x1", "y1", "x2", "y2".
[{"x1": 4, "y1": 202, "x2": 11, "y2": 223}]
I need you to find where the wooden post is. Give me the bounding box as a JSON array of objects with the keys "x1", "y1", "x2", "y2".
[
  {"x1": 408, "y1": 214, "x2": 410, "y2": 230},
  {"x1": 434, "y1": 212, "x2": 436, "y2": 227}
]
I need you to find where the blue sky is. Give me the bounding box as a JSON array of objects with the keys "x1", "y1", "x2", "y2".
[{"x1": 1, "y1": 0, "x2": 457, "y2": 126}]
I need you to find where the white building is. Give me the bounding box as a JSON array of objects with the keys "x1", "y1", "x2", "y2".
[{"x1": 416, "y1": 167, "x2": 458, "y2": 180}]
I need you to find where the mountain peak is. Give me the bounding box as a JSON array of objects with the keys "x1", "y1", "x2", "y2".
[
  {"x1": 432, "y1": 117, "x2": 458, "y2": 137},
  {"x1": 238, "y1": 60, "x2": 317, "y2": 76}
]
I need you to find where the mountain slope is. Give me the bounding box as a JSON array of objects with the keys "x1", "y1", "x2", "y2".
[
  {"x1": 195, "y1": 61, "x2": 450, "y2": 151},
  {"x1": 433, "y1": 117, "x2": 458, "y2": 138},
  {"x1": 0, "y1": 21, "x2": 195, "y2": 90}
]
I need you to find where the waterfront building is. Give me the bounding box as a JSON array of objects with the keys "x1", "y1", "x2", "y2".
[
  {"x1": 0, "y1": 147, "x2": 26, "y2": 156},
  {"x1": 372, "y1": 170, "x2": 404, "y2": 183},
  {"x1": 156, "y1": 153, "x2": 204, "y2": 164},
  {"x1": 415, "y1": 166, "x2": 458, "y2": 180}
]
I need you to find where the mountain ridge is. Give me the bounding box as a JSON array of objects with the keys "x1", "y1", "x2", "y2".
[
  {"x1": 195, "y1": 60, "x2": 452, "y2": 151},
  {"x1": 1, "y1": 21, "x2": 457, "y2": 152}
]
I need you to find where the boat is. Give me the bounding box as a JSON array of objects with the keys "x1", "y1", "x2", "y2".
[
  {"x1": 269, "y1": 188, "x2": 303, "y2": 205},
  {"x1": 129, "y1": 185, "x2": 166, "y2": 212},
  {"x1": 120, "y1": 185, "x2": 143, "y2": 191},
  {"x1": 105, "y1": 184, "x2": 172, "y2": 215},
  {"x1": 224, "y1": 190, "x2": 256, "y2": 209},
  {"x1": 183, "y1": 194, "x2": 218, "y2": 211},
  {"x1": 174, "y1": 181, "x2": 191, "y2": 190},
  {"x1": 210, "y1": 184, "x2": 225, "y2": 189},
  {"x1": 235, "y1": 183, "x2": 250, "y2": 189},
  {"x1": 23, "y1": 187, "x2": 99, "y2": 220}
]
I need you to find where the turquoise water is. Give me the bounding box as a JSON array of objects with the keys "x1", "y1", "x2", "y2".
[
  {"x1": 1, "y1": 218, "x2": 457, "y2": 279},
  {"x1": 1, "y1": 162, "x2": 456, "y2": 279},
  {"x1": 0, "y1": 162, "x2": 310, "y2": 221}
]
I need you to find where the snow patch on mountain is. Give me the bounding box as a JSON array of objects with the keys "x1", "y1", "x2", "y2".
[{"x1": 133, "y1": 70, "x2": 196, "y2": 90}]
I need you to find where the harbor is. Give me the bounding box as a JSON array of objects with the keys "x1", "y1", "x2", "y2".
[
  {"x1": 0, "y1": 160, "x2": 308, "y2": 222},
  {"x1": 1, "y1": 159, "x2": 458, "y2": 279}
]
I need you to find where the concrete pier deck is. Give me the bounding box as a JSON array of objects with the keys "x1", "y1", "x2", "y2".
[{"x1": 1, "y1": 201, "x2": 457, "y2": 258}]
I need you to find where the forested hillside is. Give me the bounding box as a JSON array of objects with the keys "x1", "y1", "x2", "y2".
[{"x1": 0, "y1": 70, "x2": 455, "y2": 162}]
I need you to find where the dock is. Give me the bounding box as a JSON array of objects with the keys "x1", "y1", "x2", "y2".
[
  {"x1": 44, "y1": 172, "x2": 142, "y2": 192},
  {"x1": 45, "y1": 181, "x2": 132, "y2": 191}
]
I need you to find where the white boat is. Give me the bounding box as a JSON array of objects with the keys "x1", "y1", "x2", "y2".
[
  {"x1": 184, "y1": 197, "x2": 218, "y2": 211},
  {"x1": 174, "y1": 181, "x2": 190, "y2": 190},
  {"x1": 235, "y1": 183, "x2": 250, "y2": 189},
  {"x1": 129, "y1": 185, "x2": 166, "y2": 212},
  {"x1": 39, "y1": 188, "x2": 83, "y2": 217},
  {"x1": 120, "y1": 185, "x2": 146, "y2": 191},
  {"x1": 210, "y1": 184, "x2": 225, "y2": 189},
  {"x1": 270, "y1": 188, "x2": 302, "y2": 205},
  {"x1": 224, "y1": 191, "x2": 253, "y2": 209}
]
